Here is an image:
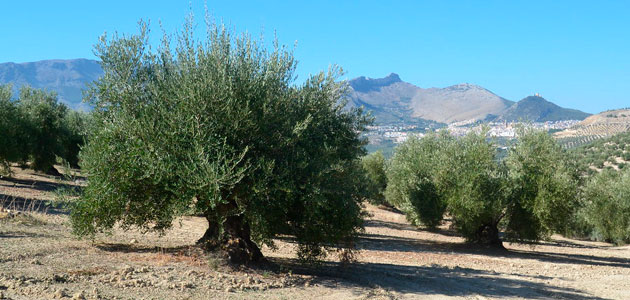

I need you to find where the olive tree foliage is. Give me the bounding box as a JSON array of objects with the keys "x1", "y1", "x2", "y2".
[
  {"x1": 502, "y1": 127, "x2": 579, "y2": 242},
  {"x1": 386, "y1": 127, "x2": 578, "y2": 247},
  {"x1": 440, "y1": 130, "x2": 506, "y2": 246},
  {"x1": 71, "y1": 20, "x2": 370, "y2": 263},
  {"x1": 17, "y1": 87, "x2": 68, "y2": 174},
  {"x1": 361, "y1": 151, "x2": 388, "y2": 205},
  {"x1": 385, "y1": 132, "x2": 450, "y2": 228},
  {"x1": 581, "y1": 168, "x2": 630, "y2": 245},
  {"x1": 0, "y1": 85, "x2": 24, "y2": 174}
]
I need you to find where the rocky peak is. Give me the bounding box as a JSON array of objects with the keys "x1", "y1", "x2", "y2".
[{"x1": 349, "y1": 73, "x2": 403, "y2": 93}]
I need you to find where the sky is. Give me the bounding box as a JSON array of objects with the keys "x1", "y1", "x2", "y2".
[{"x1": 2, "y1": 0, "x2": 629, "y2": 113}]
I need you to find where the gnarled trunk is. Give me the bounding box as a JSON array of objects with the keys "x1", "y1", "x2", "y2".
[
  {"x1": 474, "y1": 223, "x2": 505, "y2": 249},
  {"x1": 197, "y1": 213, "x2": 263, "y2": 264}
]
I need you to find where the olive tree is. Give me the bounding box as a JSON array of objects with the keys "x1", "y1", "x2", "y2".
[
  {"x1": 0, "y1": 85, "x2": 23, "y2": 174},
  {"x1": 71, "y1": 20, "x2": 369, "y2": 263},
  {"x1": 385, "y1": 132, "x2": 450, "y2": 228},
  {"x1": 440, "y1": 130, "x2": 506, "y2": 246},
  {"x1": 361, "y1": 151, "x2": 388, "y2": 205},
  {"x1": 581, "y1": 168, "x2": 630, "y2": 245},
  {"x1": 502, "y1": 127, "x2": 579, "y2": 243},
  {"x1": 17, "y1": 87, "x2": 68, "y2": 175}
]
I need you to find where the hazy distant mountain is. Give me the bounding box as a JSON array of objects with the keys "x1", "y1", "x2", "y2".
[
  {"x1": 0, "y1": 61, "x2": 591, "y2": 123},
  {"x1": 347, "y1": 73, "x2": 590, "y2": 125},
  {"x1": 0, "y1": 59, "x2": 102, "y2": 110},
  {"x1": 498, "y1": 95, "x2": 591, "y2": 122}
]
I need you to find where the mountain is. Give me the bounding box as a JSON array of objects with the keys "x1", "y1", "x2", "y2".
[
  {"x1": 348, "y1": 73, "x2": 512, "y2": 124},
  {"x1": 0, "y1": 59, "x2": 102, "y2": 110},
  {"x1": 0, "y1": 61, "x2": 592, "y2": 124},
  {"x1": 347, "y1": 73, "x2": 590, "y2": 125},
  {"x1": 498, "y1": 95, "x2": 591, "y2": 122}
]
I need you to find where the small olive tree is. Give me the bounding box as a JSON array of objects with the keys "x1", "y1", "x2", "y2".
[
  {"x1": 71, "y1": 20, "x2": 369, "y2": 263},
  {"x1": 361, "y1": 151, "x2": 388, "y2": 205}
]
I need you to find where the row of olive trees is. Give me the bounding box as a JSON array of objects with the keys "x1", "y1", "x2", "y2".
[
  {"x1": 363, "y1": 128, "x2": 630, "y2": 246},
  {"x1": 0, "y1": 85, "x2": 88, "y2": 176},
  {"x1": 363, "y1": 128, "x2": 580, "y2": 247}
]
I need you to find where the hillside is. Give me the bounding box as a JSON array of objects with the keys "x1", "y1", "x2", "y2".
[
  {"x1": 0, "y1": 59, "x2": 102, "y2": 110},
  {"x1": 570, "y1": 131, "x2": 630, "y2": 175},
  {"x1": 348, "y1": 74, "x2": 512, "y2": 124},
  {"x1": 498, "y1": 95, "x2": 591, "y2": 122},
  {"x1": 555, "y1": 108, "x2": 630, "y2": 148},
  {"x1": 348, "y1": 74, "x2": 589, "y2": 125}
]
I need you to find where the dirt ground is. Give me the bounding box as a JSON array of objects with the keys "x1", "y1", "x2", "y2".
[{"x1": 1, "y1": 167, "x2": 629, "y2": 300}]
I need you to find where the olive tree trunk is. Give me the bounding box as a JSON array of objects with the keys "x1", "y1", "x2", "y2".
[{"x1": 197, "y1": 210, "x2": 263, "y2": 264}]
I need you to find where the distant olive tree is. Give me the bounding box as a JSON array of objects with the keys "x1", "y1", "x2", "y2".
[
  {"x1": 361, "y1": 151, "x2": 388, "y2": 205},
  {"x1": 386, "y1": 127, "x2": 579, "y2": 247},
  {"x1": 17, "y1": 87, "x2": 69, "y2": 175},
  {"x1": 581, "y1": 168, "x2": 630, "y2": 245},
  {"x1": 385, "y1": 132, "x2": 450, "y2": 228},
  {"x1": 0, "y1": 85, "x2": 23, "y2": 174},
  {"x1": 71, "y1": 20, "x2": 369, "y2": 263}
]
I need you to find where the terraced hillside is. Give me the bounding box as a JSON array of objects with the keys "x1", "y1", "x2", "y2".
[
  {"x1": 570, "y1": 131, "x2": 630, "y2": 175},
  {"x1": 555, "y1": 109, "x2": 630, "y2": 148}
]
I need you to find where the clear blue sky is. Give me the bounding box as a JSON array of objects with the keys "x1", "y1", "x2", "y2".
[{"x1": 2, "y1": 0, "x2": 629, "y2": 113}]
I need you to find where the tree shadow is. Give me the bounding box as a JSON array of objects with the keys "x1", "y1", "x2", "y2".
[
  {"x1": 94, "y1": 243, "x2": 198, "y2": 255},
  {"x1": 265, "y1": 257, "x2": 608, "y2": 300},
  {"x1": 355, "y1": 232, "x2": 629, "y2": 269},
  {"x1": 0, "y1": 193, "x2": 68, "y2": 215},
  {"x1": 0, "y1": 176, "x2": 76, "y2": 193}
]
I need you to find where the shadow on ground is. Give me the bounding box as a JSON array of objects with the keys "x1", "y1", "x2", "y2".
[
  {"x1": 265, "y1": 257, "x2": 607, "y2": 300},
  {"x1": 0, "y1": 176, "x2": 75, "y2": 192},
  {"x1": 360, "y1": 220, "x2": 630, "y2": 269},
  {"x1": 0, "y1": 192, "x2": 69, "y2": 215}
]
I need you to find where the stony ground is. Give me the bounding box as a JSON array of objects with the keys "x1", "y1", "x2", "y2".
[{"x1": 1, "y1": 167, "x2": 629, "y2": 299}]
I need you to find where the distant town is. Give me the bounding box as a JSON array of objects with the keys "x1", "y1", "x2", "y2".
[{"x1": 366, "y1": 120, "x2": 581, "y2": 145}]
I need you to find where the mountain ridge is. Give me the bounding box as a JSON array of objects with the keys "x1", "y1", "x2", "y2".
[
  {"x1": 0, "y1": 58, "x2": 102, "y2": 110},
  {"x1": 348, "y1": 74, "x2": 590, "y2": 124},
  {"x1": 0, "y1": 59, "x2": 592, "y2": 124}
]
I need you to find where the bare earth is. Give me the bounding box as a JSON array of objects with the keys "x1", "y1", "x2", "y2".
[{"x1": 1, "y1": 167, "x2": 629, "y2": 300}]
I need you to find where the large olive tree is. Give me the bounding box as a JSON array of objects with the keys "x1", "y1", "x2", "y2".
[{"x1": 71, "y1": 21, "x2": 369, "y2": 263}]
